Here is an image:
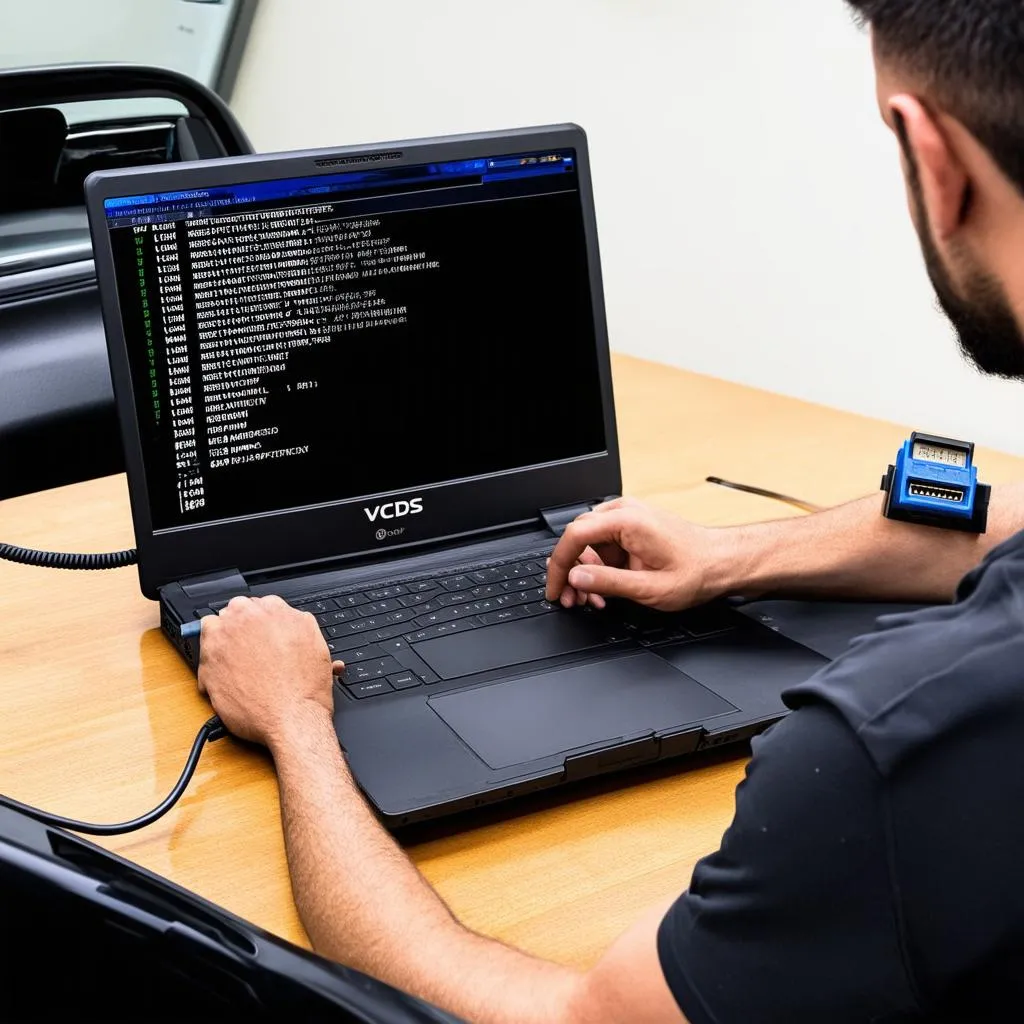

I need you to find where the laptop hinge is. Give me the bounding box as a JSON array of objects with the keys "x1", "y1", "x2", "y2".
[
  {"x1": 180, "y1": 568, "x2": 250, "y2": 602},
  {"x1": 540, "y1": 501, "x2": 596, "y2": 538},
  {"x1": 563, "y1": 733, "x2": 658, "y2": 782}
]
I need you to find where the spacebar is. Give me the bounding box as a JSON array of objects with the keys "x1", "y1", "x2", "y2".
[{"x1": 412, "y1": 613, "x2": 610, "y2": 680}]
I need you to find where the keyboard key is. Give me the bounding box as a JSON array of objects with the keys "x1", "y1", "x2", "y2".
[
  {"x1": 378, "y1": 638, "x2": 408, "y2": 655},
  {"x1": 346, "y1": 656, "x2": 403, "y2": 683},
  {"x1": 469, "y1": 568, "x2": 502, "y2": 584},
  {"x1": 326, "y1": 630, "x2": 386, "y2": 652},
  {"x1": 369, "y1": 624, "x2": 412, "y2": 643},
  {"x1": 518, "y1": 601, "x2": 558, "y2": 619},
  {"x1": 297, "y1": 599, "x2": 336, "y2": 615},
  {"x1": 478, "y1": 607, "x2": 526, "y2": 626},
  {"x1": 433, "y1": 619, "x2": 474, "y2": 636},
  {"x1": 502, "y1": 563, "x2": 529, "y2": 577},
  {"x1": 347, "y1": 679, "x2": 394, "y2": 699},
  {"x1": 359, "y1": 599, "x2": 400, "y2": 617},
  {"x1": 512, "y1": 587, "x2": 546, "y2": 604},
  {"x1": 502, "y1": 577, "x2": 535, "y2": 592},
  {"x1": 408, "y1": 599, "x2": 440, "y2": 616},
  {"x1": 337, "y1": 645, "x2": 384, "y2": 663},
  {"x1": 435, "y1": 590, "x2": 474, "y2": 607},
  {"x1": 367, "y1": 585, "x2": 408, "y2": 600},
  {"x1": 407, "y1": 581, "x2": 439, "y2": 594},
  {"x1": 382, "y1": 607, "x2": 418, "y2": 624},
  {"x1": 336, "y1": 593, "x2": 371, "y2": 609},
  {"x1": 398, "y1": 591, "x2": 436, "y2": 607},
  {"x1": 470, "y1": 584, "x2": 503, "y2": 600},
  {"x1": 418, "y1": 668, "x2": 441, "y2": 684},
  {"x1": 328, "y1": 618, "x2": 377, "y2": 637},
  {"x1": 415, "y1": 606, "x2": 469, "y2": 627},
  {"x1": 468, "y1": 599, "x2": 497, "y2": 614},
  {"x1": 319, "y1": 608, "x2": 358, "y2": 626},
  {"x1": 440, "y1": 575, "x2": 473, "y2": 591},
  {"x1": 405, "y1": 620, "x2": 474, "y2": 643},
  {"x1": 523, "y1": 561, "x2": 544, "y2": 573},
  {"x1": 387, "y1": 671, "x2": 421, "y2": 691}
]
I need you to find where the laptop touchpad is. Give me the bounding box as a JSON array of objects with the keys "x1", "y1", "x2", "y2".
[{"x1": 427, "y1": 653, "x2": 736, "y2": 770}]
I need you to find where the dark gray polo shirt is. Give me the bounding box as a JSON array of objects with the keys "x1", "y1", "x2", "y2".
[{"x1": 658, "y1": 530, "x2": 1024, "y2": 1023}]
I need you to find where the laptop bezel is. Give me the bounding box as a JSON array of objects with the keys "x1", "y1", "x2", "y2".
[{"x1": 85, "y1": 124, "x2": 620, "y2": 600}]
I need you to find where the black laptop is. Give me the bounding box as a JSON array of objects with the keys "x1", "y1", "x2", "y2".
[{"x1": 85, "y1": 124, "x2": 831, "y2": 826}]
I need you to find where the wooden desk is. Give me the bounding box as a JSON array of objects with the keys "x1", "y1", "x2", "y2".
[{"x1": 2, "y1": 353, "x2": 1022, "y2": 969}]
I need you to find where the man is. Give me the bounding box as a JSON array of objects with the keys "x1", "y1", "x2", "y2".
[{"x1": 199, "y1": 2, "x2": 1024, "y2": 1020}]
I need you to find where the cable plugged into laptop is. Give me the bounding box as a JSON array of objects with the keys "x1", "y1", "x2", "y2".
[
  {"x1": 0, "y1": 715, "x2": 226, "y2": 836},
  {"x1": 0, "y1": 542, "x2": 138, "y2": 570}
]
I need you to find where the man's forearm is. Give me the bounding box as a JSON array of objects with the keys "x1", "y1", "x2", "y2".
[
  {"x1": 268, "y1": 702, "x2": 583, "y2": 1024},
  {"x1": 707, "y1": 483, "x2": 1024, "y2": 604}
]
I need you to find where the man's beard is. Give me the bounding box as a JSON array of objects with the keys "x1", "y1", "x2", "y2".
[{"x1": 907, "y1": 172, "x2": 1024, "y2": 380}]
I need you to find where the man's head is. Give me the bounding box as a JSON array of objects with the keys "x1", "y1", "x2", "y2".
[{"x1": 846, "y1": 0, "x2": 1024, "y2": 379}]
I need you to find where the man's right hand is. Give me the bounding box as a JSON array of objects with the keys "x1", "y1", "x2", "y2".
[{"x1": 545, "y1": 497, "x2": 727, "y2": 612}]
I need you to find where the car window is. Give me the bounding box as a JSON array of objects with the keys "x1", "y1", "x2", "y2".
[
  {"x1": 0, "y1": 0, "x2": 256, "y2": 280},
  {"x1": 1, "y1": 0, "x2": 252, "y2": 98}
]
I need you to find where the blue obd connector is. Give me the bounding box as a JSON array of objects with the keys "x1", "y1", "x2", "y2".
[{"x1": 881, "y1": 431, "x2": 990, "y2": 534}]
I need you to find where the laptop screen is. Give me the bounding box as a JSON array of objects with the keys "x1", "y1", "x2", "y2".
[{"x1": 101, "y1": 148, "x2": 606, "y2": 532}]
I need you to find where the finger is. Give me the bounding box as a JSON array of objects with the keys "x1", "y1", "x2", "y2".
[
  {"x1": 261, "y1": 594, "x2": 291, "y2": 611},
  {"x1": 546, "y1": 510, "x2": 630, "y2": 600},
  {"x1": 197, "y1": 614, "x2": 220, "y2": 663},
  {"x1": 587, "y1": 592, "x2": 607, "y2": 611},
  {"x1": 592, "y1": 496, "x2": 642, "y2": 513},
  {"x1": 560, "y1": 585, "x2": 579, "y2": 609},
  {"x1": 225, "y1": 595, "x2": 254, "y2": 616},
  {"x1": 571, "y1": 546, "x2": 604, "y2": 607},
  {"x1": 566, "y1": 562, "x2": 661, "y2": 604},
  {"x1": 332, "y1": 660, "x2": 347, "y2": 675}
]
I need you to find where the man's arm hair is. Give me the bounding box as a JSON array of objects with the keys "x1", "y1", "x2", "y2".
[
  {"x1": 269, "y1": 703, "x2": 687, "y2": 1024},
  {"x1": 710, "y1": 482, "x2": 1024, "y2": 604}
]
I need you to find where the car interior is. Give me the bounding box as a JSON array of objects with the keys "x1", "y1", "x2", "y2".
[{"x1": 0, "y1": 64, "x2": 254, "y2": 500}]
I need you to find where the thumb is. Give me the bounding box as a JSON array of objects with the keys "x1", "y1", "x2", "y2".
[{"x1": 567, "y1": 563, "x2": 661, "y2": 603}]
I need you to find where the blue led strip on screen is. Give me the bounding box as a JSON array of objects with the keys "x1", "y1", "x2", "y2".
[{"x1": 104, "y1": 150, "x2": 576, "y2": 222}]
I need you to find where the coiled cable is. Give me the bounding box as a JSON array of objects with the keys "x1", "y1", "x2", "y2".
[{"x1": 0, "y1": 543, "x2": 138, "y2": 571}]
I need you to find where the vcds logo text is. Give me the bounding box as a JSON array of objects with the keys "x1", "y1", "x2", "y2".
[{"x1": 363, "y1": 498, "x2": 424, "y2": 523}]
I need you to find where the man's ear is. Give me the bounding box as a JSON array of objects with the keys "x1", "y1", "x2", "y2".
[{"x1": 889, "y1": 93, "x2": 970, "y2": 241}]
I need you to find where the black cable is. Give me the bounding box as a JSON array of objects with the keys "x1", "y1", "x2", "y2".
[
  {"x1": 706, "y1": 476, "x2": 824, "y2": 514},
  {"x1": 0, "y1": 716, "x2": 226, "y2": 836},
  {"x1": 0, "y1": 543, "x2": 138, "y2": 571}
]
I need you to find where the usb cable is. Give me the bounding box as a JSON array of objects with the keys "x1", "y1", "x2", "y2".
[{"x1": 1, "y1": 716, "x2": 226, "y2": 836}]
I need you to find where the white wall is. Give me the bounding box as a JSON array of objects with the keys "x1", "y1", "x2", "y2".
[{"x1": 231, "y1": 0, "x2": 1024, "y2": 455}]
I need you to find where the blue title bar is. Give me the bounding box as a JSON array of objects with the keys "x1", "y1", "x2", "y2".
[{"x1": 104, "y1": 149, "x2": 576, "y2": 219}]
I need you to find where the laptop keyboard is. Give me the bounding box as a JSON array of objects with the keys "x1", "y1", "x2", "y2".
[{"x1": 207, "y1": 550, "x2": 737, "y2": 700}]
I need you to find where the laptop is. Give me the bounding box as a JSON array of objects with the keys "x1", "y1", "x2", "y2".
[{"x1": 85, "y1": 124, "x2": 832, "y2": 827}]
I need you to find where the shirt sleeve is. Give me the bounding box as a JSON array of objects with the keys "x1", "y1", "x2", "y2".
[{"x1": 657, "y1": 702, "x2": 921, "y2": 1024}]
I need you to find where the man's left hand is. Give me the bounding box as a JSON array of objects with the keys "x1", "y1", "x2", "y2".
[{"x1": 197, "y1": 596, "x2": 340, "y2": 747}]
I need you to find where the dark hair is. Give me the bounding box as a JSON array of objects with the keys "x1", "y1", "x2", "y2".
[{"x1": 845, "y1": 0, "x2": 1024, "y2": 195}]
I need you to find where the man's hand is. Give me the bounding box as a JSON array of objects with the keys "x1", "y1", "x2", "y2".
[
  {"x1": 545, "y1": 498, "x2": 726, "y2": 612},
  {"x1": 198, "y1": 595, "x2": 340, "y2": 747}
]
